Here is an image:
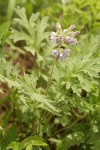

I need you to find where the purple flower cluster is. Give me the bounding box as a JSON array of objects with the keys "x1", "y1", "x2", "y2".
[
  {"x1": 50, "y1": 32, "x2": 63, "y2": 45},
  {"x1": 65, "y1": 36, "x2": 78, "y2": 45},
  {"x1": 51, "y1": 49, "x2": 71, "y2": 60},
  {"x1": 50, "y1": 22, "x2": 80, "y2": 60}
]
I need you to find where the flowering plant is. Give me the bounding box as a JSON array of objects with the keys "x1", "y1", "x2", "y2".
[
  {"x1": 0, "y1": 7, "x2": 100, "y2": 150},
  {"x1": 50, "y1": 22, "x2": 80, "y2": 60}
]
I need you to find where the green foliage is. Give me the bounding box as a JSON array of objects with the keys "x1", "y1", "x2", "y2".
[
  {"x1": 7, "y1": 0, "x2": 16, "y2": 21},
  {"x1": 0, "y1": 57, "x2": 58, "y2": 113},
  {"x1": 52, "y1": 36, "x2": 100, "y2": 96},
  {"x1": 48, "y1": 34, "x2": 100, "y2": 149},
  {"x1": 0, "y1": 2, "x2": 100, "y2": 150},
  {"x1": 0, "y1": 58, "x2": 19, "y2": 88},
  {"x1": 0, "y1": 22, "x2": 10, "y2": 45},
  {"x1": 61, "y1": 0, "x2": 100, "y2": 33},
  {"x1": 0, "y1": 125, "x2": 17, "y2": 150},
  {"x1": 7, "y1": 136, "x2": 49, "y2": 150},
  {"x1": 18, "y1": 74, "x2": 58, "y2": 114},
  {"x1": 35, "y1": 0, "x2": 100, "y2": 33},
  {"x1": 56, "y1": 132, "x2": 85, "y2": 150},
  {"x1": 11, "y1": 7, "x2": 50, "y2": 62},
  {"x1": 51, "y1": 35, "x2": 100, "y2": 110}
]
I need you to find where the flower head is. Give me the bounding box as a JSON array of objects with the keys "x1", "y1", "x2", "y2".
[
  {"x1": 57, "y1": 34, "x2": 63, "y2": 45},
  {"x1": 65, "y1": 36, "x2": 71, "y2": 43},
  {"x1": 51, "y1": 49, "x2": 59, "y2": 58},
  {"x1": 50, "y1": 23, "x2": 80, "y2": 60},
  {"x1": 59, "y1": 49, "x2": 71, "y2": 60},
  {"x1": 51, "y1": 32, "x2": 57, "y2": 37},
  {"x1": 63, "y1": 49, "x2": 71, "y2": 57},
  {"x1": 50, "y1": 32, "x2": 57, "y2": 44}
]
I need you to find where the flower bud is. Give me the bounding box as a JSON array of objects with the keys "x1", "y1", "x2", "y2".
[
  {"x1": 73, "y1": 31, "x2": 80, "y2": 37},
  {"x1": 70, "y1": 38, "x2": 78, "y2": 45},
  {"x1": 56, "y1": 22, "x2": 61, "y2": 30},
  {"x1": 69, "y1": 24, "x2": 76, "y2": 30}
]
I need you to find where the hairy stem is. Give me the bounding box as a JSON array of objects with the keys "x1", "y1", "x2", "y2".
[{"x1": 45, "y1": 58, "x2": 57, "y2": 95}]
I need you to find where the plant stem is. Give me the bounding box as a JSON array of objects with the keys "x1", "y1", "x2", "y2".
[
  {"x1": 10, "y1": 88, "x2": 22, "y2": 132},
  {"x1": 52, "y1": 114, "x2": 86, "y2": 137},
  {"x1": 45, "y1": 58, "x2": 57, "y2": 95},
  {"x1": 42, "y1": 58, "x2": 57, "y2": 121}
]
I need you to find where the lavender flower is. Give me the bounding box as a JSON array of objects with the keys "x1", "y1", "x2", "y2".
[
  {"x1": 50, "y1": 32, "x2": 57, "y2": 44},
  {"x1": 65, "y1": 36, "x2": 78, "y2": 45},
  {"x1": 65, "y1": 36, "x2": 71, "y2": 43},
  {"x1": 59, "y1": 49, "x2": 71, "y2": 60},
  {"x1": 50, "y1": 37, "x2": 57, "y2": 44},
  {"x1": 51, "y1": 49, "x2": 59, "y2": 58},
  {"x1": 58, "y1": 34, "x2": 63, "y2": 40},
  {"x1": 70, "y1": 38, "x2": 78, "y2": 45},
  {"x1": 57, "y1": 34, "x2": 63, "y2": 45},
  {"x1": 63, "y1": 49, "x2": 71, "y2": 57},
  {"x1": 51, "y1": 32, "x2": 57, "y2": 37},
  {"x1": 51, "y1": 49, "x2": 71, "y2": 60},
  {"x1": 59, "y1": 53, "x2": 64, "y2": 60}
]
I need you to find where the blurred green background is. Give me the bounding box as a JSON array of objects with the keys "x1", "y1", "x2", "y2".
[{"x1": 0, "y1": 0, "x2": 100, "y2": 34}]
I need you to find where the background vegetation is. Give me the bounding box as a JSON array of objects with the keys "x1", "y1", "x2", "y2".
[{"x1": 0, "y1": 0, "x2": 100, "y2": 150}]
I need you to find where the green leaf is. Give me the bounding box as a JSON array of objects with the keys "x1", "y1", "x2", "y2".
[
  {"x1": 31, "y1": 93, "x2": 59, "y2": 114},
  {"x1": 36, "y1": 16, "x2": 49, "y2": 46},
  {"x1": 7, "y1": 136, "x2": 50, "y2": 150},
  {"x1": 20, "y1": 136, "x2": 49, "y2": 149},
  {"x1": 57, "y1": 132, "x2": 84, "y2": 150},
  {"x1": 0, "y1": 22, "x2": 10, "y2": 44},
  {"x1": 14, "y1": 7, "x2": 29, "y2": 30},
  {"x1": 29, "y1": 12, "x2": 40, "y2": 24},
  {"x1": 11, "y1": 7, "x2": 49, "y2": 60},
  {"x1": 4, "y1": 125, "x2": 17, "y2": 149},
  {"x1": 7, "y1": 142, "x2": 19, "y2": 150}
]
